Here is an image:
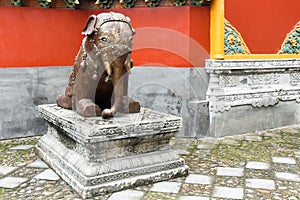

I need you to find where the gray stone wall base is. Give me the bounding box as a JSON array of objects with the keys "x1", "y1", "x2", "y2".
[
  {"x1": 36, "y1": 104, "x2": 188, "y2": 199},
  {"x1": 0, "y1": 66, "x2": 209, "y2": 139},
  {"x1": 0, "y1": 67, "x2": 71, "y2": 139},
  {"x1": 129, "y1": 67, "x2": 209, "y2": 137},
  {"x1": 209, "y1": 101, "x2": 300, "y2": 137}
]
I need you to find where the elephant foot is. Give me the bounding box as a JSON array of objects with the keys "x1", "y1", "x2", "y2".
[
  {"x1": 77, "y1": 99, "x2": 101, "y2": 117},
  {"x1": 121, "y1": 96, "x2": 140, "y2": 113},
  {"x1": 101, "y1": 109, "x2": 114, "y2": 119},
  {"x1": 56, "y1": 94, "x2": 72, "y2": 109},
  {"x1": 128, "y1": 101, "x2": 140, "y2": 113}
]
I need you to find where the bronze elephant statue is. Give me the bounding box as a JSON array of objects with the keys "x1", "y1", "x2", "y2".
[{"x1": 56, "y1": 12, "x2": 140, "y2": 118}]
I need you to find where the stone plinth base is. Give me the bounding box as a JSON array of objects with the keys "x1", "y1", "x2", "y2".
[
  {"x1": 206, "y1": 59, "x2": 300, "y2": 136},
  {"x1": 36, "y1": 104, "x2": 188, "y2": 199}
]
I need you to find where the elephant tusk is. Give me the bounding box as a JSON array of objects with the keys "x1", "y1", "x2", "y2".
[
  {"x1": 124, "y1": 55, "x2": 132, "y2": 74},
  {"x1": 105, "y1": 76, "x2": 112, "y2": 82},
  {"x1": 103, "y1": 61, "x2": 112, "y2": 82},
  {"x1": 104, "y1": 62, "x2": 112, "y2": 76}
]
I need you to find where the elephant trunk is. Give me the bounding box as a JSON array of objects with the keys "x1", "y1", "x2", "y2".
[{"x1": 101, "y1": 54, "x2": 128, "y2": 118}]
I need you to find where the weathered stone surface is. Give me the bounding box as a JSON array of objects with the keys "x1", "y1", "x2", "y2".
[
  {"x1": 0, "y1": 67, "x2": 71, "y2": 139},
  {"x1": 0, "y1": 166, "x2": 18, "y2": 176},
  {"x1": 245, "y1": 178, "x2": 275, "y2": 190},
  {"x1": 0, "y1": 177, "x2": 28, "y2": 188},
  {"x1": 0, "y1": 66, "x2": 210, "y2": 139},
  {"x1": 246, "y1": 161, "x2": 270, "y2": 170},
  {"x1": 216, "y1": 167, "x2": 244, "y2": 177},
  {"x1": 178, "y1": 196, "x2": 210, "y2": 200},
  {"x1": 150, "y1": 181, "x2": 182, "y2": 193},
  {"x1": 34, "y1": 169, "x2": 60, "y2": 181},
  {"x1": 27, "y1": 159, "x2": 49, "y2": 169},
  {"x1": 184, "y1": 174, "x2": 214, "y2": 185},
  {"x1": 36, "y1": 104, "x2": 188, "y2": 199},
  {"x1": 272, "y1": 157, "x2": 297, "y2": 164},
  {"x1": 129, "y1": 67, "x2": 209, "y2": 137},
  {"x1": 275, "y1": 172, "x2": 300, "y2": 182},
  {"x1": 10, "y1": 145, "x2": 34, "y2": 150},
  {"x1": 206, "y1": 59, "x2": 300, "y2": 136},
  {"x1": 212, "y1": 186, "x2": 244, "y2": 199},
  {"x1": 107, "y1": 189, "x2": 145, "y2": 200}
]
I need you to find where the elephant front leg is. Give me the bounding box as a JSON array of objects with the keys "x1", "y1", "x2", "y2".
[
  {"x1": 121, "y1": 72, "x2": 140, "y2": 113},
  {"x1": 73, "y1": 66, "x2": 102, "y2": 117},
  {"x1": 76, "y1": 99, "x2": 101, "y2": 117},
  {"x1": 121, "y1": 96, "x2": 141, "y2": 113}
]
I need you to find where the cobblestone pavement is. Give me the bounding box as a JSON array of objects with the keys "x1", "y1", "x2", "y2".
[{"x1": 0, "y1": 126, "x2": 299, "y2": 200}]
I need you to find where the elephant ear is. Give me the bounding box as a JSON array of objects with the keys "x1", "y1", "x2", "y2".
[{"x1": 82, "y1": 15, "x2": 97, "y2": 36}]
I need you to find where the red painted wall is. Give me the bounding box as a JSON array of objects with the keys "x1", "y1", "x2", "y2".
[
  {"x1": 0, "y1": 6, "x2": 210, "y2": 68},
  {"x1": 225, "y1": 0, "x2": 300, "y2": 54}
]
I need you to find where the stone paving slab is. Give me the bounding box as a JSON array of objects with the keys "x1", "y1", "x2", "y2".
[
  {"x1": 0, "y1": 177, "x2": 28, "y2": 188},
  {"x1": 10, "y1": 144, "x2": 34, "y2": 150},
  {"x1": 184, "y1": 174, "x2": 214, "y2": 185},
  {"x1": 272, "y1": 157, "x2": 297, "y2": 164},
  {"x1": 246, "y1": 161, "x2": 270, "y2": 170},
  {"x1": 177, "y1": 196, "x2": 210, "y2": 200},
  {"x1": 197, "y1": 143, "x2": 215, "y2": 150},
  {"x1": 212, "y1": 186, "x2": 244, "y2": 199},
  {"x1": 34, "y1": 169, "x2": 60, "y2": 181},
  {"x1": 107, "y1": 189, "x2": 145, "y2": 200},
  {"x1": 27, "y1": 159, "x2": 49, "y2": 168},
  {"x1": 275, "y1": 172, "x2": 300, "y2": 182},
  {"x1": 0, "y1": 165, "x2": 18, "y2": 176},
  {"x1": 245, "y1": 178, "x2": 276, "y2": 190},
  {"x1": 150, "y1": 181, "x2": 182, "y2": 193},
  {"x1": 216, "y1": 167, "x2": 244, "y2": 177},
  {"x1": 175, "y1": 149, "x2": 190, "y2": 155}
]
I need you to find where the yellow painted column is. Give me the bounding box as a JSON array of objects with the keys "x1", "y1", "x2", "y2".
[{"x1": 210, "y1": 0, "x2": 224, "y2": 59}]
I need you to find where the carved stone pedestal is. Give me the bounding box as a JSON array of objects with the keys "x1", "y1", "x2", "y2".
[
  {"x1": 36, "y1": 104, "x2": 188, "y2": 199},
  {"x1": 206, "y1": 59, "x2": 300, "y2": 136}
]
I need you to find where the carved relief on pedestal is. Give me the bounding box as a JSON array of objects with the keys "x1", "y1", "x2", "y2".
[
  {"x1": 290, "y1": 72, "x2": 300, "y2": 86},
  {"x1": 206, "y1": 60, "x2": 300, "y2": 113}
]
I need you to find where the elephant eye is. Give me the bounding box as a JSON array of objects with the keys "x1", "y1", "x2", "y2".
[{"x1": 100, "y1": 36, "x2": 108, "y2": 43}]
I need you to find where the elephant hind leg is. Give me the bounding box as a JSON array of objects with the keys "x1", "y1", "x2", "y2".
[
  {"x1": 56, "y1": 94, "x2": 72, "y2": 109},
  {"x1": 77, "y1": 99, "x2": 101, "y2": 117}
]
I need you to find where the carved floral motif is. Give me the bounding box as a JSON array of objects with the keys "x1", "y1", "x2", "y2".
[
  {"x1": 192, "y1": 0, "x2": 211, "y2": 6},
  {"x1": 279, "y1": 22, "x2": 300, "y2": 54},
  {"x1": 144, "y1": 0, "x2": 161, "y2": 7},
  {"x1": 224, "y1": 19, "x2": 250, "y2": 55},
  {"x1": 8, "y1": 0, "x2": 211, "y2": 8},
  {"x1": 95, "y1": 0, "x2": 114, "y2": 9},
  {"x1": 206, "y1": 59, "x2": 300, "y2": 113},
  {"x1": 37, "y1": 0, "x2": 51, "y2": 7},
  {"x1": 10, "y1": 0, "x2": 22, "y2": 6},
  {"x1": 63, "y1": 0, "x2": 79, "y2": 9},
  {"x1": 120, "y1": 0, "x2": 137, "y2": 8},
  {"x1": 172, "y1": 0, "x2": 186, "y2": 6},
  {"x1": 290, "y1": 72, "x2": 300, "y2": 86},
  {"x1": 220, "y1": 76, "x2": 237, "y2": 87},
  {"x1": 248, "y1": 73, "x2": 280, "y2": 85}
]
